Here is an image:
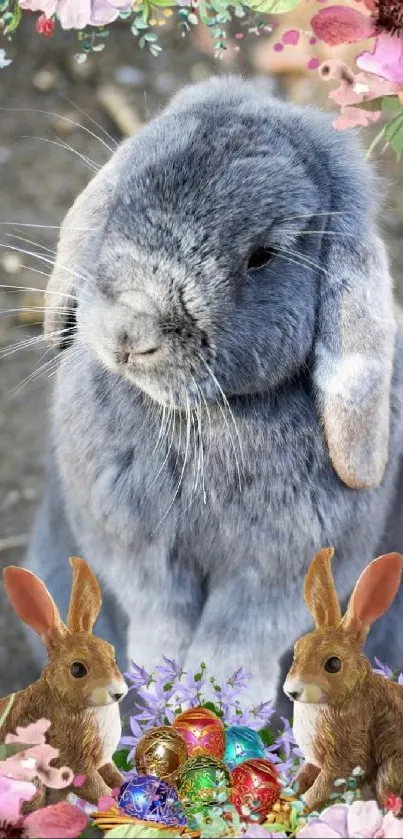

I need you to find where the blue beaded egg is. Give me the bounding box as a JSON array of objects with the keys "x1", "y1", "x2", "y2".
[
  {"x1": 117, "y1": 773, "x2": 187, "y2": 826},
  {"x1": 224, "y1": 726, "x2": 265, "y2": 770}
]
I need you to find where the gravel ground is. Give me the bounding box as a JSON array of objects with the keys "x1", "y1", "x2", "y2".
[{"x1": 1, "y1": 17, "x2": 403, "y2": 696}]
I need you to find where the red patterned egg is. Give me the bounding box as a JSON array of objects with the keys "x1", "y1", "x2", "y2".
[{"x1": 172, "y1": 707, "x2": 225, "y2": 759}]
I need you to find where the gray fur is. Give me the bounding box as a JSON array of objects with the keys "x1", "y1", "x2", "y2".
[{"x1": 26, "y1": 77, "x2": 403, "y2": 708}]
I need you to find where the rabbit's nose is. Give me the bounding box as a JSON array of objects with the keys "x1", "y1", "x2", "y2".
[
  {"x1": 288, "y1": 690, "x2": 302, "y2": 701},
  {"x1": 112, "y1": 692, "x2": 124, "y2": 701},
  {"x1": 117, "y1": 319, "x2": 162, "y2": 362}
]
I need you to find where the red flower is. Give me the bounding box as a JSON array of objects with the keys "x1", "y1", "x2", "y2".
[{"x1": 35, "y1": 14, "x2": 55, "y2": 37}]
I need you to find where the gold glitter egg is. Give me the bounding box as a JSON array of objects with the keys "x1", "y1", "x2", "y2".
[{"x1": 135, "y1": 726, "x2": 189, "y2": 785}]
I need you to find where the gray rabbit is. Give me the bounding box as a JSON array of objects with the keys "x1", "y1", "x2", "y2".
[{"x1": 25, "y1": 76, "x2": 403, "y2": 707}]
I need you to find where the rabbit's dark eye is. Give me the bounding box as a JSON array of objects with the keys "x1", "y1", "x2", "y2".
[
  {"x1": 247, "y1": 247, "x2": 276, "y2": 271},
  {"x1": 71, "y1": 661, "x2": 87, "y2": 678},
  {"x1": 324, "y1": 656, "x2": 341, "y2": 673}
]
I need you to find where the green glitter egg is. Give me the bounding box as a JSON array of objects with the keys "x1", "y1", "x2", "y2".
[{"x1": 176, "y1": 755, "x2": 231, "y2": 810}]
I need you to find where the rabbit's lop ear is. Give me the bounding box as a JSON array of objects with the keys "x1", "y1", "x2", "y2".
[
  {"x1": 44, "y1": 146, "x2": 128, "y2": 349},
  {"x1": 314, "y1": 232, "x2": 396, "y2": 490},
  {"x1": 342, "y1": 552, "x2": 403, "y2": 642},
  {"x1": 304, "y1": 547, "x2": 342, "y2": 628},
  {"x1": 3, "y1": 566, "x2": 68, "y2": 653},
  {"x1": 67, "y1": 557, "x2": 102, "y2": 633}
]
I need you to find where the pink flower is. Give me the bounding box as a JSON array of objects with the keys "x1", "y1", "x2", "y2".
[
  {"x1": 357, "y1": 33, "x2": 403, "y2": 83},
  {"x1": 296, "y1": 800, "x2": 403, "y2": 838},
  {"x1": 318, "y1": 58, "x2": 403, "y2": 129},
  {"x1": 1, "y1": 718, "x2": 73, "y2": 790},
  {"x1": 1, "y1": 743, "x2": 73, "y2": 789},
  {"x1": 18, "y1": 0, "x2": 132, "y2": 28},
  {"x1": 24, "y1": 801, "x2": 88, "y2": 839},
  {"x1": 0, "y1": 775, "x2": 36, "y2": 823},
  {"x1": 311, "y1": 5, "x2": 376, "y2": 46}
]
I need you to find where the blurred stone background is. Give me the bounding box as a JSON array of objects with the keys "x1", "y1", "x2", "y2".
[{"x1": 1, "y1": 4, "x2": 403, "y2": 694}]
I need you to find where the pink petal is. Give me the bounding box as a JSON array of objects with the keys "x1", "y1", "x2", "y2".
[
  {"x1": 282, "y1": 29, "x2": 300, "y2": 46},
  {"x1": 333, "y1": 104, "x2": 381, "y2": 129},
  {"x1": 18, "y1": 0, "x2": 57, "y2": 14},
  {"x1": 357, "y1": 34, "x2": 403, "y2": 83},
  {"x1": 24, "y1": 801, "x2": 88, "y2": 839},
  {"x1": 89, "y1": 0, "x2": 132, "y2": 25},
  {"x1": 311, "y1": 5, "x2": 376, "y2": 46},
  {"x1": 0, "y1": 775, "x2": 36, "y2": 823},
  {"x1": 321, "y1": 804, "x2": 350, "y2": 835},
  {"x1": 347, "y1": 800, "x2": 383, "y2": 837},
  {"x1": 56, "y1": 0, "x2": 92, "y2": 29},
  {"x1": 295, "y1": 822, "x2": 341, "y2": 838},
  {"x1": 382, "y1": 811, "x2": 403, "y2": 838},
  {"x1": 98, "y1": 794, "x2": 116, "y2": 810},
  {"x1": 5, "y1": 719, "x2": 50, "y2": 746}
]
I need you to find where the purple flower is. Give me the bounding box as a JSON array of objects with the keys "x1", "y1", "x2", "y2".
[
  {"x1": 398, "y1": 674, "x2": 403, "y2": 685},
  {"x1": 297, "y1": 800, "x2": 403, "y2": 838},
  {"x1": 174, "y1": 669, "x2": 207, "y2": 705},
  {"x1": 125, "y1": 661, "x2": 151, "y2": 691},
  {"x1": 373, "y1": 658, "x2": 394, "y2": 679},
  {"x1": 120, "y1": 716, "x2": 144, "y2": 761},
  {"x1": 228, "y1": 667, "x2": 252, "y2": 691},
  {"x1": 133, "y1": 680, "x2": 175, "y2": 727},
  {"x1": 155, "y1": 656, "x2": 183, "y2": 683}
]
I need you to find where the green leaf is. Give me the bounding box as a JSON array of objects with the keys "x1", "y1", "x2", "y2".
[
  {"x1": 0, "y1": 694, "x2": 15, "y2": 730},
  {"x1": 112, "y1": 748, "x2": 132, "y2": 772},
  {"x1": 248, "y1": 0, "x2": 300, "y2": 12},
  {"x1": 384, "y1": 111, "x2": 403, "y2": 160},
  {"x1": 105, "y1": 827, "x2": 180, "y2": 838},
  {"x1": 259, "y1": 726, "x2": 276, "y2": 746},
  {"x1": 0, "y1": 742, "x2": 34, "y2": 760}
]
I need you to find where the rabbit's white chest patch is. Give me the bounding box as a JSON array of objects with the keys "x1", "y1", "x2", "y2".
[
  {"x1": 292, "y1": 702, "x2": 327, "y2": 767},
  {"x1": 92, "y1": 704, "x2": 122, "y2": 766}
]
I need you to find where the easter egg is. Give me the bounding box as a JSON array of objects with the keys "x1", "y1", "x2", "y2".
[
  {"x1": 117, "y1": 774, "x2": 186, "y2": 826},
  {"x1": 135, "y1": 726, "x2": 188, "y2": 785},
  {"x1": 223, "y1": 725, "x2": 265, "y2": 770},
  {"x1": 230, "y1": 758, "x2": 281, "y2": 822},
  {"x1": 176, "y1": 755, "x2": 231, "y2": 810},
  {"x1": 172, "y1": 706, "x2": 225, "y2": 758}
]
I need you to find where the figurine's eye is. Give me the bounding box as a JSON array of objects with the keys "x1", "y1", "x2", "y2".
[
  {"x1": 324, "y1": 656, "x2": 341, "y2": 674},
  {"x1": 247, "y1": 247, "x2": 276, "y2": 272},
  {"x1": 71, "y1": 661, "x2": 87, "y2": 678}
]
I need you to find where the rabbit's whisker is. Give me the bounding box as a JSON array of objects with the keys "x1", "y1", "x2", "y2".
[
  {"x1": 0, "y1": 221, "x2": 96, "y2": 231},
  {"x1": 1, "y1": 106, "x2": 116, "y2": 154},
  {"x1": 147, "y1": 405, "x2": 176, "y2": 493},
  {"x1": 18, "y1": 136, "x2": 100, "y2": 173},
  {"x1": 0, "y1": 327, "x2": 72, "y2": 360},
  {"x1": 152, "y1": 388, "x2": 192, "y2": 535},
  {"x1": 57, "y1": 93, "x2": 119, "y2": 150},
  {"x1": 199, "y1": 355, "x2": 244, "y2": 492}
]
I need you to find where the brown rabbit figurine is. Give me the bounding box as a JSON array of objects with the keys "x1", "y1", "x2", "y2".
[
  {"x1": 0, "y1": 557, "x2": 127, "y2": 806},
  {"x1": 283, "y1": 547, "x2": 403, "y2": 814}
]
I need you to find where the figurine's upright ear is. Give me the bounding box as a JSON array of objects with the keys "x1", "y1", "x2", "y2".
[
  {"x1": 3, "y1": 566, "x2": 69, "y2": 654},
  {"x1": 342, "y1": 552, "x2": 403, "y2": 644},
  {"x1": 44, "y1": 142, "x2": 130, "y2": 349},
  {"x1": 313, "y1": 231, "x2": 396, "y2": 490},
  {"x1": 304, "y1": 547, "x2": 342, "y2": 628},
  {"x1": 67, "y1": 557, "x2": 102, "y2": 633}
]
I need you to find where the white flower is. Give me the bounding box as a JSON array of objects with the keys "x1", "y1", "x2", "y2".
[{"x1": 0, "y1": 50, "x2": 12, "y2": 70}]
